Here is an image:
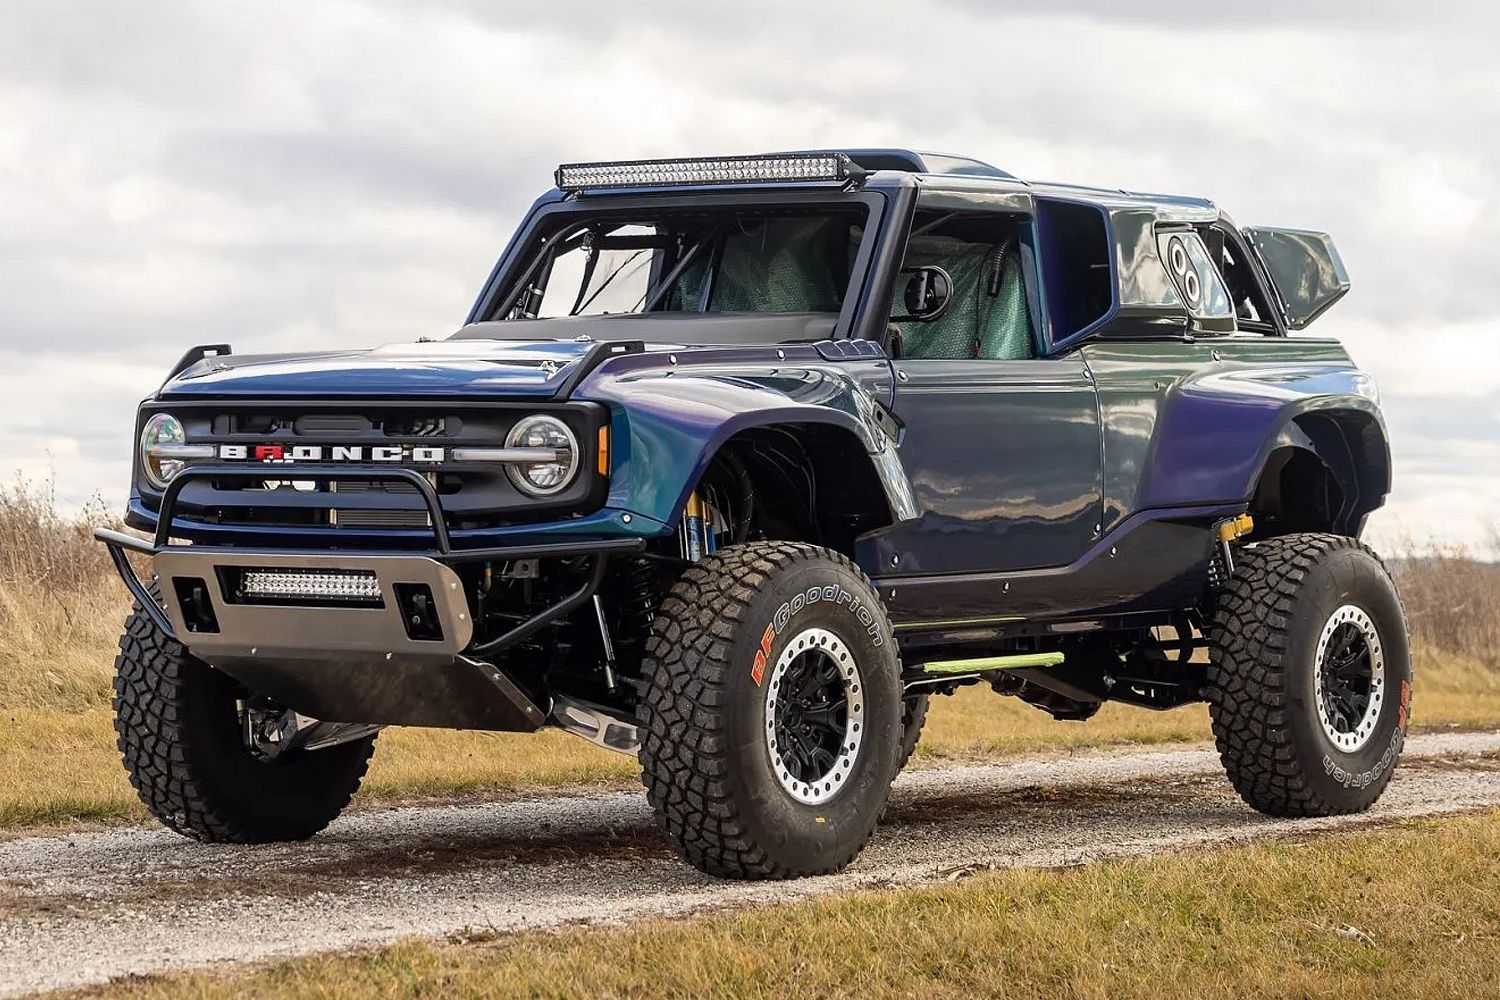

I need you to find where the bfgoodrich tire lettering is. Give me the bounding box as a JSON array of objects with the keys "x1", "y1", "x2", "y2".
[
  {"x1": 639, "y1": 541, "x2": 902, "y2": 879},
  {"x1": 1207, "y1": 533, "x2": 1412, "y2": 817},
  {"x1": 113, "y1": 591, "x2": 376, "y2": 843}
]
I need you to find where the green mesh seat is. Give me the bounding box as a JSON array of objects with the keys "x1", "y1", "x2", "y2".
[
  {"x1": 709, "y1": 218, "x2": 847, "y2": 313},
  {"x1": 977, "y1": 251, "x2": 1033, "y2": 360},
  {"x1": 894, "y1": 234, "x2": 1034, "y2": 360}
]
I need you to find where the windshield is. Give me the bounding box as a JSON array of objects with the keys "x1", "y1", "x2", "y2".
[{"x1": 499, "y1": 207, "x2": 869, "y2": 321}]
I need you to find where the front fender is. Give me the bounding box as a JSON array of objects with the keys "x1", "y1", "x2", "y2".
[
  {"x1": 578, "y1": 349, "x2": 916, "y2": 528},
  {"x1": 1140, "y1": 362, "x2": 1386, "y2": 510}
]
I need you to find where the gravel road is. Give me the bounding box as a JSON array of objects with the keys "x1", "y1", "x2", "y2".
[{"x1": 4, "y1": 730, "x2": 1500, "y2": 997}]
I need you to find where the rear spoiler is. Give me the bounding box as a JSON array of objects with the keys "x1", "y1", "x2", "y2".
[{"x1": 1242, "y1": 227, "x2": 1350, "y2": 330}]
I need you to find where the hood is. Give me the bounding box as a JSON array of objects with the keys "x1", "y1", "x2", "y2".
[
  {"x1": 159, "y1": 313, "x2": 844, "y2": 398},
  {"x1": 159, "y1": 340, "x2": 598, "y2": 397}
]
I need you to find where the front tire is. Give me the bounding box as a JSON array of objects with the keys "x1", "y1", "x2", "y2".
[
  {"x1": 639, "y1": 542, "x2": 902, "y2": 879},
  {"x1": 1207, "y1": 533, "x2": 1412, "y2": 817},
  {"x1": 113, "y1": 596, "x2": 376, "y2": 843}
]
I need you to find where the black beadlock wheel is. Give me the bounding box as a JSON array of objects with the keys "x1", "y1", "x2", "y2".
[
  {"x1": 638, "y1": 541, "x2": 902, "y2": 879},
  {"x1": 1207, "y1": 533, "x2": 1412, "y2": 817},
  {"x1": 113, "y1": 593, "x2": 377, "y2": 843}
]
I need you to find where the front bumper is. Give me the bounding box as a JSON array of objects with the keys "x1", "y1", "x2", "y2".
[{"x1": 95, "y1": 465, "x2": 645, "y2": 730}]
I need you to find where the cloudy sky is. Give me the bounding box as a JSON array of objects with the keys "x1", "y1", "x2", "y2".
[{"x1": 2, "y1": 1, "x2": 1496, "y2": 549}]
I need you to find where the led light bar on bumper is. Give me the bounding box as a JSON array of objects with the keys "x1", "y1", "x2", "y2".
[
  {"x1": 555, "y1": 153, "x2": 864, "y2": 191},
  {"x1": 238, "y1": 568, "x2": 383, "y2": 604}
]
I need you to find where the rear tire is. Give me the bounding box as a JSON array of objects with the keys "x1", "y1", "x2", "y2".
[
  {"x1": 639, "y1": 542, "x2": 902, "y2": 879},
  {"x1": 113, "y1": 595, "x2": 376, "y2": 843},
  {"x1": 1207, "y1": 533, "x2": 1411, "y2": 817},
  {"x1": 896, "y1": 693, "x2": 929, "y2": 773}
]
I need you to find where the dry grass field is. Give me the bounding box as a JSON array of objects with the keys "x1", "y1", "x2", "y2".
[{"x1": 3, "y1": 476, "x2": 1499, "y2": 830}]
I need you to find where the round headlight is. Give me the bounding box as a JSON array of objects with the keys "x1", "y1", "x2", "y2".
[
  {"x1": 505, "y1": 415, "x2": 579, "y2": 496},
  {"x1": 139, "y1": 413, "x2": 187, "y2": 490}
]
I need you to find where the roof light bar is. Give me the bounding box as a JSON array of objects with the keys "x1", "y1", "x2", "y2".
[{"x1": 555, "y1": 153, "x2": 864, "y2": 191}]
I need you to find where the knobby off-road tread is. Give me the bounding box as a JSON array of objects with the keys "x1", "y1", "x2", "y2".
[
  {"x1": 112, "y1": 595, "x2": 374, "y2": 842},
  {"x1": 896, "y1": 694, "x2": 929, "y2": 773},
  {"x1": 114, "y1": 605, "x2": 231, "y2": 841},
  {"x1": 1206, "y1": 532, "x2": 1404, "y2": 816},
  {"x1": 638, "y1": 541, "x2": 894, "y2": 879}
]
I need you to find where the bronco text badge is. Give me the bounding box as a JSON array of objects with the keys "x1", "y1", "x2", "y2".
[{"x1": 217, "y1": 444, "x2": 446, "y2": 464}]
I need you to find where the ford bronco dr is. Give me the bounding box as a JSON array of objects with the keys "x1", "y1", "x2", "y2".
[{"x1": 98, "y1": 149, "x2": 1409, "y2": 879}]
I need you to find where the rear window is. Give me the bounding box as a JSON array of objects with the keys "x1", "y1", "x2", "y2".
[{"x1": 1037, "y1": 199, "x2": 1113, "y2": 342}]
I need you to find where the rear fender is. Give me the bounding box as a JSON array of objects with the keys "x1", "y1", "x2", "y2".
[{"x1": 1141, "y1": 363, "x2": 1389, "y2": 531}]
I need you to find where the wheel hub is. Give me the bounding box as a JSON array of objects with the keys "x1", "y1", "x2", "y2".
[
  {"x1": 764, "y1": 627, "x2": 864, "y2": 804},
  {"x1": 1314, "y1": 604, "x2": 1385, "y2": 752}
]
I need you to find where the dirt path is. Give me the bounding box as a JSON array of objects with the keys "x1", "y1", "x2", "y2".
[{"x1": 4, "y1": 731, "x2": 1500, "y2": 997}]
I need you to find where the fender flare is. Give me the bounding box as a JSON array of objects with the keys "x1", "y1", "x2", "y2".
[
  {"x1": 673, "y1": 409, "x2": 919, "y2": 530},
  {"x1": 1139, "y1": 363, "x2": 1389, "y2": 530},
  {"x1": 580, "y1": 364, "x2": 918, "y2": 530},
  {"x1": 1247, "y1": 397, "x2": 1391, "y2": 535}
]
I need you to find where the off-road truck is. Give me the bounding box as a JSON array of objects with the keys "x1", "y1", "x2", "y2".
[{"x1": 98, "y1": 149, "x2": 1409, "y2": 878}]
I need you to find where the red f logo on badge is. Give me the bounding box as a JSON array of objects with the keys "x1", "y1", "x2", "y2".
[{"x1": 751, "y1": 623, "x2": 775, "y2": 686}]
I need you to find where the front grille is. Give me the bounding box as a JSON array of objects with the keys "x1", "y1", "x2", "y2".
[
  {"x1": 140, "y1": 402, "x2": 608, "y2": 536},
  {"x1": 333, "y1": 510, "x2": 432, "y2": 528},
  {"x1": 330, "y1": 480, "x2": 433, "y2": 530},
  {"x1": 227, "y1": 413, "x2": 455, "y2": 438}
]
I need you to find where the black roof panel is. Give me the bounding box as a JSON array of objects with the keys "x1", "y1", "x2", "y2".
[{"x1": 785, "y1": 148, "x2": 1014, "y2": 179}]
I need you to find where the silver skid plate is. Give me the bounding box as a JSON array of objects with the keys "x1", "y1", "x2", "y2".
[{"x1": 153, "y1": 549, "x2": 474, "y2": 659}]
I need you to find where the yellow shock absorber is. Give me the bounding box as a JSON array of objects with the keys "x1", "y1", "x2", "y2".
[
  {"x1": 1216, "y1": 513, "x2": 1255, "y2": 544},
  {"x1": 682, "y1": 490, "x2": 706, "y2": 562},
  {"x1": 1215, "y1": 513, "x2": 1255, "y2": 576}
]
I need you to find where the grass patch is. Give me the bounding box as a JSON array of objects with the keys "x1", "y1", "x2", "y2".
[
  {"x1": 0, "y1": 709, "x2": 138, "y2": 827},
  {"x1": 54, "y1": 810, "x2": 1500, "y2": 999}
]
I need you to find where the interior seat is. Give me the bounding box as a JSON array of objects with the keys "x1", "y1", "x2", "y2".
[
  {"x1": 710, "y1": 217, "x2": 847, "y2": 313},
  {"x1": 894, "y1": 233, "x2": 1034, "y2": 360}
]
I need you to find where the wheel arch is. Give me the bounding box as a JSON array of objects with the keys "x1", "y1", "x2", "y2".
[
  {"x1": 680, "y1": 418, "x2": 917, "y2": 559},
  {"x1": 580, "y1": 361, "x2": 917, "y2": 537},
  {"x1": 1249, "y1": 404, "x2": 1391, "y2": 538}
]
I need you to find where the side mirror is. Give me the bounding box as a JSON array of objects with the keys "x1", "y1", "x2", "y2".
[{"x1": 892, "y1": 266, "x2": 952, "y2": 323}]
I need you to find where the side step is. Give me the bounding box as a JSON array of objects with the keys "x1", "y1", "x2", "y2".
[
  {"x1": 919, "y1": 652, "x2": 1065, "y2": 675},
  {"x1": 905, "y1": 651, "x2": 1099, "y2": 721},
  {"x1": 550, "y1": 694, "x2": 641, "y2": 756},
  {"x1": 903, "y1": 651, "x2": 1067, "y2": 694}
]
